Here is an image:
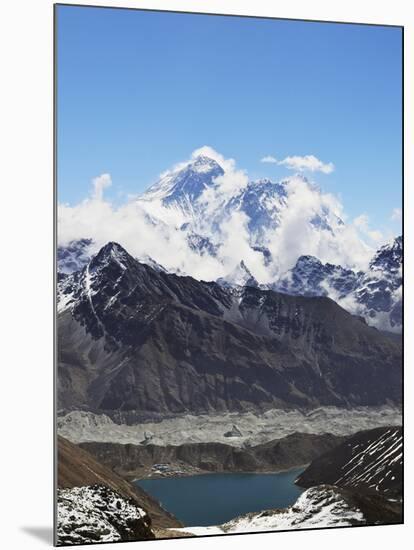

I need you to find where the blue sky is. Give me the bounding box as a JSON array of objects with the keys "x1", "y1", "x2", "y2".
[{"x1": 56, "y1": 5, "x2": 402, "y2": 233}]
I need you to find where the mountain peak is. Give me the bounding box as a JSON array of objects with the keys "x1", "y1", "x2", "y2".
[
  {"x1": 95, "y1": 241, "x2": 127, "y2": 256},
  {"x1": 295, "y1": 255, "x2": 323, "y2": 268},
  {"x1": 142, "y1": 154, "x2": 224, "y2": 210},
  {"x1": 217, "y1": 260, "x2": 259, "y2": 289},
  {"x1": 90, "y1": 242, "x2": 132, "y2": 272},
  {"x1": 190, "y1": 154, "x2": 222, "y2": 173}
]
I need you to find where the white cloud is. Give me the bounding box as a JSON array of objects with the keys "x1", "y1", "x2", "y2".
[
  {"x1": 59, "y1": 203, "x2": 225, "y2": 282},
  {"x1": 264, "y1": 176, "x2": 374, "y2": 274},
  {"x1": 391, "y1": 207, "x2": 402, "y2": 222},
  {"x1": 198, "y1": 147, "x2": 249, "y2": 215},
  {"x1": 259, "y1": 153, "x2": 334, "y2": 174},
  {"x1": 58, "y1": 171, "x2": 228, "y2": 282},
  {"x1": 260, "y1": 155, "x2": 278, "y2": 164},
  {"x1": 92, "y1": 173, "x2": 112, "y2": 200},
  {"x1": 278, "y1": 155, "x2": 335, "y2": 174},
  {"x1": 353, "y1": 214, "x2": 383, "y2": 243},
  {"x1": 58, "y1": 148, "x2": 385, "y2": 286},
  {"x1": 217, "y1": 211, "x2": 270, "y2": 282},
  {"x1": 353, "y1": 214, "x2": 369, "y2": 228}
]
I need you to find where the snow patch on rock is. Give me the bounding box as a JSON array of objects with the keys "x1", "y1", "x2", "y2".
[
  {"x1": 56, "y1": 485, "x2": 154, "y2": 545},
  {"x1": 173, "y1": 485, "x2": 365, "y2": 536}
]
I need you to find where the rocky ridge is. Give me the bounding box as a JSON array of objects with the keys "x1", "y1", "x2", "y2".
[{"x1": 57, "y1": 241, "x2": 402, "y2": 416}]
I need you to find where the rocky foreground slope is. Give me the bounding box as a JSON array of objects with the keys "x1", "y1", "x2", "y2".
[
  {"x1": 57, "y1": 436, "x2": 181, "y2": 535},
  {"x1": 296, "y1": 426, "x2": 403, "y2": 498},
  {"x1": 57, "y1": 485, "x2": 154, "y2": 545},
  {"x1": 57, "y1": 242, "x2": 402, "y2": 417}
]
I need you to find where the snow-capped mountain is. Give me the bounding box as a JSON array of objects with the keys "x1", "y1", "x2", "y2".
[
  {"x1": 57, "y1": 153, "x2": 402, "y2": 331},
  {"x1": 370, "y1": 235, "x2": 402, "y2": 274},
  {"x1": 272, "y1": 236, "x2": 402, "y2": 332},
  {"x1": 223, "y1": 178, "x2": 288, "y2": 243},
  {"x1": 140, "y1": 155, "x2": 224, "y2": 219},
  {"x1": 356, "y1": 236, "x2": 402, "y2": 329},
  {"x1": 137, "y1": 154, "x2": 340, "y2": 247},
  {"x1": 275, "y1": 256, "x2": 361, "y2": 298}
]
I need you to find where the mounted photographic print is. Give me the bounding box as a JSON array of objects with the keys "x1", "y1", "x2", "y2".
[{"x1": 55, "y1": 4, "x2": 403, "y2": 545}]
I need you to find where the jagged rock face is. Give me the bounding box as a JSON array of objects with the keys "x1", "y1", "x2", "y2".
[
  {"x1": 296, "y1": 426, "x2": 402, "y2": 498},
  {"x1": 56, "y1": 485, "x2": 155, "y2": 545},
  {"x1": 57, "y1": 242, "x2": 401, "y2": 416}
]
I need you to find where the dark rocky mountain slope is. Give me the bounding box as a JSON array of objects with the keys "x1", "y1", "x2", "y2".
[
  {"x1": 296, "y1": 426, "x2": 402, "y2": 498},
  {"x1": 57, "y1": 242, "x2": 402, "y2": 417}
]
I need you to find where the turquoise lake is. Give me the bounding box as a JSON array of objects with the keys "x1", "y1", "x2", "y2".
[{"x1": 136, "y1": 468, "x2": 304, "y2": 526}]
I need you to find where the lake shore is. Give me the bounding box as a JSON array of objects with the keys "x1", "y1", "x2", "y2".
[{"x1": 132, "y1": 462, "x2": 310, "y2": 482}]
